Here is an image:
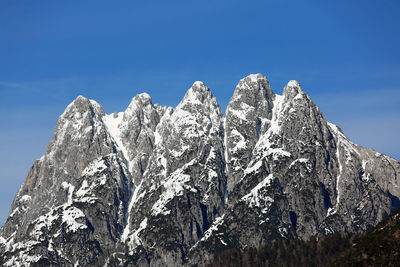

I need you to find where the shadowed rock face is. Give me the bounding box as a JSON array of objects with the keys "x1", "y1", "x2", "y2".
[{"x1": 1, "y1": 74, "x2": 399, "y2": 266}]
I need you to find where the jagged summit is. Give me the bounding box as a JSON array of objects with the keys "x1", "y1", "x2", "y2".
[
  {"x1": 231, "y1": 73, "x2": 273, "y2": 103},
  {"x1": 241, "y1": 73, "x2": 268, "y2": 83},
  {"x1": 1, "y1": 74, "x2": 399, "y2": 267},
  {"x1": 129, "y1": 92, "x2": 153, "y2": 107},
  {"x1": 192, "y1": 80, "x2": 207, "y2": 88},
  {"x1": 286, "y1": 80, "x2": 301, "y2": 88},
  {"x1": 283, "y1": 80, "x2": 304, "y2": 100},
  {"x1": 178, "y1": 81, "x2": 216, "y2": 109},
  {"x1": 60, "y1": 95, "x2": 105, "y2": 119}
]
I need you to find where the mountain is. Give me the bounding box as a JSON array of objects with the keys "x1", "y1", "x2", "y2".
[{"x1": 0, "y1": 74, "x2": 399, "y2": 266}]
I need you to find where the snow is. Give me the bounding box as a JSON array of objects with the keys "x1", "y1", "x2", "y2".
[
  {"x1": 179, "y1": 82, "x2": 209, "y2": 106},
  {"x1": 103, "y1": 112, "x2": 133, "y2": 173},
  {"x1": 245, "y1": 73, "x2": 265, "y2": 83},
  {"x1": 253, "y1": 94, "x2": 284, "y2": 154},
  {"x1": 241, "y1": 174, "x2": 274, "y2": 211},
  {"x1": 208, "y1": 169, "x2": 219, "y2": 181},
  {"x1": 268, "y1": 94, "x2": 284, "y2": 134},
  {"x1": 192, "y1": 81, "x2": 205, "y2": 88},
  {"x1": 31, "y1": 204, "x2": 87, "y2": 241},
  {"x1": 61, "y1": 182, "x2": 75, "y2": 205},
  {"x1": 4, "y1": 254, "x2": 42, "y2": 267},
  {"x1": 361, "y1": 160, "x2": 371, "y2": 182},
  {"x1": 126, "y1": 217, "x2": 148, "y2": 253},
  {"x1": 287, "y1": 80, "x2": 300, "y2": 88},
  {"x1": 334, "y1": 143, "x2": 342, "y2": 212},
  {"x1": 19, "y1": 195, "x2": 31, "y2": 202},
  {"x1": 223, "y1": 117, "x2": 229, "y2": 204},
  {"x1": 159, "y1": 155, "x2": 168, "y2": 177},
  {"x1": 4, "y1": 202, "x2": 88, "y2": 266},
  {"x1": 266, "y1": 148, "x2": 291, "y2": 161},
  {"x1": 230, "y1": 129, "x2": 247, "y2": 153},
  {"x1": 324, "y1": 227, "x2": 335, "y2": 235},
  {"x1": 220, "y1": 238, "x2": 227, "y2": 246},
  {"x1": 82, "y1": 157, "x2": 107, "y2": 176},
  {"x1": 48, "y1": 238, "x2": 55, "y2": 252},
  {"x1": 121, "y1": 182, "x2": 139, "y2": 242},
  {"x1": 289, "y1": 158, "x2": 309, "y2": 168},
  {"x1": 74, "y1": 156, "x2": 119, "y2": 203},
  {"x1": 289, "y1": 158, "x2": 312, "y2": 172},
  {"x1": 326, "y1": 124, "x2": 343, "y2": 217},
  {"x1": 191, "y1": 215, "x2": 226, "y2": 250},
  {"x1": 149, "y1": 158, "x2": 199, "y2": 216},
  {"x1": 361, "y1": 172, "x2": 371, "y2": 182},
  {"x1": 293, "y1": 93, "x2": 303, "y2": 101},
  {"x1": 75, "y1": 180, "x2": 89, "y2": 197},
  {"x1": 89, "y1": 99, "x2": 103, "y2": 113},
  {"x1": 278, "y1": 227, "x2": 287, "y2": 238},
  {"x1": 62, "y1": 206, "x2": 87, "y2": 232},
  {"x1": 244, "y1": 160, "x2": 263, "y2": 175},
  {"x1": 328, "y1": 122, "x2": 360, "y2": 158},
  {"x1": 228, "y1": 108, "x2": 247, "y2": 121},
  {"x1": 327, "y1": 121, "x2": 362, "y2": 216},
  {"x1": 227, "y1": 102, "x2": 255, "y2": 122},
  {"x1": 327, "y1": 207, "x2": 337, "y2": 216},
  {"x1": 9, "y1": 207, "x2": 19, "y2": 218},
  {"x1": 151, "y1": 167, "x2": 194, "y2": 216}
]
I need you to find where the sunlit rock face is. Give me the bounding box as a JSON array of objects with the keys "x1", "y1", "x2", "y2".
[{"x1": 1, "y1": 74, "x2": 399, "y2": 266}]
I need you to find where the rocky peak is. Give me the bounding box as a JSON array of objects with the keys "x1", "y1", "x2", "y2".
[
  {"x1": 47, "y1": 95, "x2": 111, "y2": 168},
  {"x1": 60, "y1": 95, "x2": 105, "y2": 119},
  {"x1": 177, "y1": 81, "x2": 220, "y2": 116},
  {"x1": 142, "y1": 82, "x2": 223, "y2": 182},
  {"x1": 225, "y1": 74, "x2": 275, "y2": 192},
  {"x1": 173, "y1": 81, "x2": 223, "y2": 135},
  {"x1": 103, "y1": 93, "x2": 164, "y2": 184},
  {"x1": 230, "y1": 73, "x2": 274, "y2": 107},
  {"x1": 188, "y1": 81, "x2": 210, "y2": 96},
  {"x1": 283, "y1": 80, "x2": 305, "y2": 102},
  {"x1": 125, "y1": 93, "x2": 153, "y2": 115}
]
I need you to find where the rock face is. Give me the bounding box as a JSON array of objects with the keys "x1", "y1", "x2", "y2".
[{"x1": 1, "y1": 74, "x2": 399, "y2": 266}]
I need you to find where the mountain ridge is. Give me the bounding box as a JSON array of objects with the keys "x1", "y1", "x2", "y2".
[{"x1": 1, "y1": 73, "x2": 399, "y2": 266}]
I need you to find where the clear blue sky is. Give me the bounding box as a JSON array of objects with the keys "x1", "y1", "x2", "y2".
[{"x1": 1, "y1": 0, "x2": 399, "y2": 226}]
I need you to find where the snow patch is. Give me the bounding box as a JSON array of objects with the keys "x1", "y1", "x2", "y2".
[
  {"x1": 19, "y1": 195, "x2": 31, "y2": 202},
  {"x1": 241, "y1": 174, "x2": 274, "y2": 211},
  {"x1": 103, "y1": 112, "x2": 133, "y2": 173},
  {"x1": 126, "y1": 218, "x2": 148, "y2": 253},
  {"x1": 82, "y1": 157, "x2": 107, "y2": 177},
  {"x1": 151, "y1": 167, "x2": 195, "y2": 216},
  {"x1": 244, "y1": 160, "x2": 263, "y2": 175},
  {"x1": 61, "y1": 182, "x2": 75, "y2": 205},
  {"x1": 289, "y1": 158, "x2": 312, "y2": 172},
  {"x1": 266, "y1": 148, "x2": 291, "y2": 161}
]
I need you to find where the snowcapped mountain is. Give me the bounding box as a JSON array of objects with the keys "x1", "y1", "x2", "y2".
[{"x1": 1, "y1": 74, "x2": 399, "y2": 266}]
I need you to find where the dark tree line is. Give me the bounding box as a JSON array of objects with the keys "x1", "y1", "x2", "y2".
[
  {"x1": 207, "y1": 233, "x2": 355, "y2": 267},
  {"x1": 207, "y1": 208, "x2": 400, "y2": 266}
]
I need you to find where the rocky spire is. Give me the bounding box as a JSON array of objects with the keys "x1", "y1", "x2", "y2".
[
  {"x1": 225, "y1": 73, "x2": 274, "y2": 193},
  {"x1": 103, "y1": 92, "x2": 164, "y2": 185}
]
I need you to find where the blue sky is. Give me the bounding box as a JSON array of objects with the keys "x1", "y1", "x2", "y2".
[{"x1": 1, "y1": 0, "x2": 399, "y2": 225}]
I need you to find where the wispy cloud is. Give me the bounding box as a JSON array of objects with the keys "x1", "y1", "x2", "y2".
[{"x1": 0, "y1": 80, "x2": 35, "y2": 92}]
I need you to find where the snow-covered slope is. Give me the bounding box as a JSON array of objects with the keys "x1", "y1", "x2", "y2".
[{"x1": 1, "y1": 74, "x2": 399, "y2": 266}]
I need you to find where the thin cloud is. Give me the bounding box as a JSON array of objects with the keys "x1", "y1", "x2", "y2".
[{"x1": 0, "y1": 81, "x2": 34, "y2": 92}]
